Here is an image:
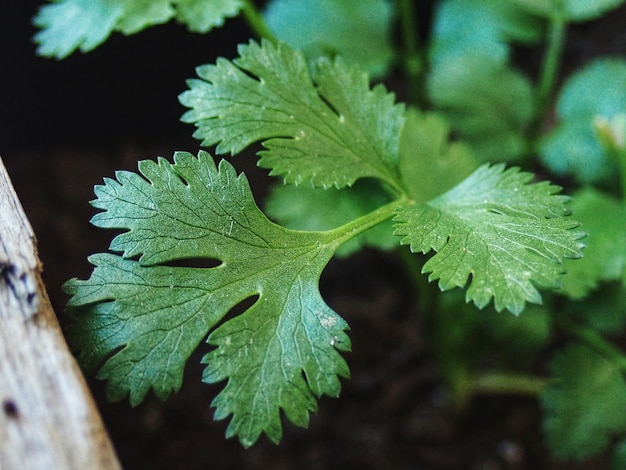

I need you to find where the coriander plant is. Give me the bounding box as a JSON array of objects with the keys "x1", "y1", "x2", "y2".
[{"x1": 33, "y1": 0, "x2": 626, "y2": 464}]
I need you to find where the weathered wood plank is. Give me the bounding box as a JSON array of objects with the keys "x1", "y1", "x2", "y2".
[{"x1": 0, "y1": 157, "x2": 120, "y2": 470}]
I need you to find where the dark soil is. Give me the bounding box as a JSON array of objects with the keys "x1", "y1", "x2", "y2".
[{"x1": 3, "y1": 3, "x2": 626, "y2": 469}]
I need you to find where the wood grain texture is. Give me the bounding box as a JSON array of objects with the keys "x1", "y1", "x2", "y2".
[{"x1": 0, "y1": 157, "x2": 120, "y2": 470}]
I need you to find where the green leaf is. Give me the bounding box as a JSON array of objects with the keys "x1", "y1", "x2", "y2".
[
  {"x1": 428, "y1": 54, "x2": 534, "y2": 162},
  {"x1": 394, "y1": 164, "x2": 585, "y2": 314},
  {"x1": 431, "y1": 0, "x2": 543, "y2": 66},
  {"x1": 559, "y1": 187, "x2": 626, "y2": 299},
  {"x1": 398, "y1": 109, "x2": 479, "y2": 203},
  {"x1": 428, "y1": 0, "x2": 539, "y2": 162},
  {"x1": 540, "y1": 59, "x2": 626, "y2": 183},
  {"x1": 265, "y1": 180, "x2": 397, "y2": 257},
  {"x1": 33, "y1": 0, "x2": 125, "y2": 58},
  {"x1": 33, "y1": 0, "x2": 243, "y2": 58},
  {"x1": 542, "y1": 345, "x2": 626, "y2": 460},
  {"x1": 565, "y1": 284, "x2": 626, "y2": 334},
  {"x1": 114, "y1": 0, "x2": 174, "y2": 35},
  {"x1": 175, "y1": 0, "x2": 242, "y2": 33},
  {"x1": 64, "y1": 151, "x2": 351, "y2": 447},
  {"x1": 263, "y1": 0, "x2": 394, "y2": 77},
  {"x1": 512, "y1": 0, "x2": 625, "y2": 22},
  {"x1": 180, "y1": 40, "x2": 405, "y2": 191}
]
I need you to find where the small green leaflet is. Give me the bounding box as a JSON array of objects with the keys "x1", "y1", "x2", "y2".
[
  {"x1": 176, "y1": 0, "x2": 243, "y2": 33},
  {"x1": 428, "y1": 0, "x2": 538, "y2": 162},
  {"x1": 559, "y1": 188, "x2": 626, "y2": 299},
  {"x1": 428, "y1": 54, "x2": 534, "y2": 162},
  {"x1": 565, "y1": 284, "x2": 626, "y2": 334},
  {"x1": 540, "y1": 58, "x2": 626, "y2": 184},
  {"x1": 33, "y1": 0, "x2": 124, "y2": 58},
  {"x1": 394, "y1": 164, "x2": 585, "y2": 314},
  {"x1": 264, "y1": 0, "x2": 394, "y2": 77},
  {"x1": 64, "y1": 151, "x2": 351, "y2": 447},
  {"x1": 33, "y1": 0, "x2": 243, "y2": 58},
  {"x1": 431, "y1": 0, "x2": 543, "y2": 66},
  {"x1": 512, "y1": 0, "x2": 626, "y2": 22},
  {"x1": 542, "y1": 345, "x2": 626, "y2": 461},
  {"x1": 179, "y1": 40, "x2": 405, "y2": 191},
  {"x1": 398, "y1": 109, "x2": 479, "y2": 203}
]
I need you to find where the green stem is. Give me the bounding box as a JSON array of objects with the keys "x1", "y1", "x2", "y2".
[
  {"x1": 326, "y1": 196, "x2": 408, "y2": 248},
  {"x1": 447, "y1": 370, "x2": 547, "y2": 409},
  {"x1": 397, "y1": 0, "x2": 424, "y2": 106},
  {"x1": 470, "y1": 372, "x2": 547, "y2": 397},
  {"x1": 240, "y1": 0, "x2": 279, "y2": 42},
  {"x1": 531, "y1": 15, "x2": 566, "y2": 140},
  {"x1": 557, "y1": 315, "x2": 626, "y2": 372},
  {"x1": 451, "y1": 371, "x2": 547, "y2": 408},
  {"x1": 619, "y1": 149, "x2": 626, "y2": 203}
]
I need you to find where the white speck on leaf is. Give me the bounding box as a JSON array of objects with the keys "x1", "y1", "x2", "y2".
[{"x1": 319, "y1": 315, "x2": 337, "y2": 329}]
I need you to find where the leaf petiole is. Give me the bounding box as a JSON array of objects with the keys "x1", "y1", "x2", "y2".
[
  {"x1": 397, "y1": 0, "x2": 423, "y2": 106},
  {"x1": 556, "y1": 315, "x2": 626, "y2": 372},
  {"x1": 240, "y1": 0, "x2": 279, "y2": 43},
  {"x1": 325, "y1": 196, "x2": 408, "y2": 248},
  {"x1": 532, "y1": 14, "x2": 567, "y2": 140},
  {"x1": 470, "y1": 372, "x2": 548, "y2": 397}
]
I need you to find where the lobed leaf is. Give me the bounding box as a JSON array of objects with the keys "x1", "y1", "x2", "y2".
[
  {"x1": 398, "y1": 109, "x2": 479, "y2": 203},
  {"x1": 33, "y1": 0, "x2": 243, "y2": 58},
  {"x1": 176, "y1": 0, "x2": 242, "y2": 33},
  {"x1": 512, "y1": 0, "x2": 626, "y2": 22},
  {"x1": 559, "y1": 187, "x2": 626, "y2": 299},
  {"x1": 564, "y1": 284, "x2": 626, "y2": 334},
  {"x1": 540, "y1": 58, "x2": 626, "y2": 183},
  {"x1": 394, "y1": 164, "x2": 585, "y2": 314},
  {"x1": 429, "y1": 0, "x2": 540, "y2": 162},
  {"x1": 179, "y1": 40, "x2": 405, "y2": 190},
  {"x1": 428, "y1": 54, "x2": 534, "y2": 162},
  {"x1": 33, "y1": 0, "x2": 125, "y2": 58},
  {"x1": 64, "y1": 150, "x2": 351, "y2": 447},
  {"x1": 263, "y1": 0, "x2": 394, "y2": 77},
  {"x1": 431, "y1": 0, "x2": 543, "y2": 66},
  {"x1": 542, "y1": 345, "x2": 626, "y2": 460}
]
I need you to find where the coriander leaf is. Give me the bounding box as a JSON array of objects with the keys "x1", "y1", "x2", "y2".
[
  {"x1": 33, "y1": 0, "x2": 124, "y2": 58},
  {"x1": 394, "y1": 164, "x2": 585, "y2": 314},
  {"x1": 512, "y1": 0, "x2": 625, "y2": 22},
  {"x1": 540, "y1": 59, "x2": 626, "y2": 183},
  {"x1": 557, "y1": 0, "x2": 625, "y2": 20},
  {"x1": 428, "y1": 54, "x2": 534, "y2": 162},
  {"x1": 265, "y1": 180, "x2": 397, "y2": 257},
  {"x1": 565, "y1": 284, "x2": 626, "y2": 334},
  {"x1": 179, "y1": 40, "x2": 405, "y2": 190},
  {"x1": 559, "y1": 188, "x2": 626, "y2": 299},
  {"x1": 33, "y1": 0, "x2": 243, "y2": 58},
  {"x1": 64, "y1": 151, "x2": 351, "y2": 447},
  {"x1": 175, "y1": 0, "x2": 242, "y2": 33},
  {"x1": 263, "y1": 0, "x2": 394, "y2": 77},
  {"x1": 428, "y1": 0, "x2": 538, "y2": 162},
  {"x1": 114, "y1": 0, "x2": 174, "y2": 35},
  {"x1": 542, "y1": 345, "x2": 626, "y2": 460},
  {"x1": 431, "y1": 0, "x2": 543, "y2": 66},
  {"x1": 398, "y1": 109, "x2": 479, "y2": 203}
]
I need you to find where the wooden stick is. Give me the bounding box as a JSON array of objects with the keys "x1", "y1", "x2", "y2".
[{"x1": 0, "y1": 157, "x2": 120, "y2": 470}]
